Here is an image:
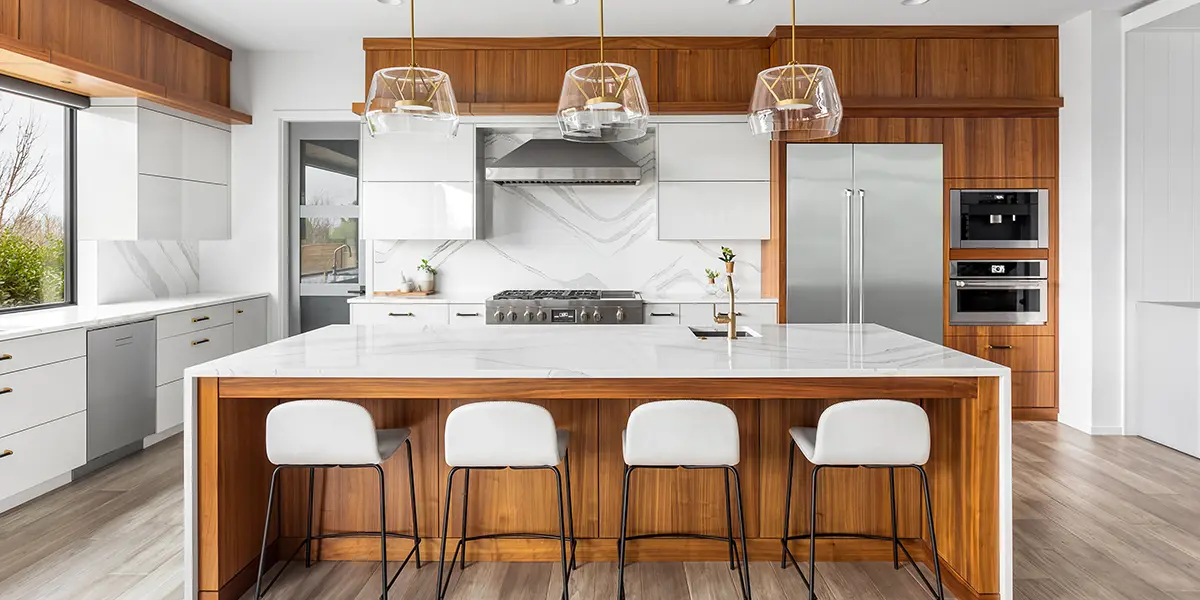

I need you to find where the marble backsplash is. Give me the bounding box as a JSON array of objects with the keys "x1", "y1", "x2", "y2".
[
  {"x1": 371, "y1": 130, "x2": 763, "y2": 298},
  {"x1": 79, "y1": 241, "x2": 200, "y2": 305}
]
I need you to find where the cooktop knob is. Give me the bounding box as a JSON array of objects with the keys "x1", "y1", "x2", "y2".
[
  {"x1": 507, "y1": 311, "x2": 519, "y2": 322},
  {"x1": 592, "y1": 310, "x2": 603, "y2": 323},
  {"x1": 523, "y1": 309, "x2": 534, "y2": 322},
  {"x1": 615, "y1": 307, "x2": 626, "y2": 322},
  {"x1": 536, "y1": 310, "x2": 548, "y2": 322},
  {"x1": 579, "y1": 311, "x2": 590, "y2": 322},
  {"x1": 493, "y1": 311, "x2": 505, "y2": 322}
]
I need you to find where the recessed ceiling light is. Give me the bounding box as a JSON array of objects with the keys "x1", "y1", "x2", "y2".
[
  {"x1": 901, "y1": 0, "x2": 930, "y2": 5},
  {"x1": 553, "y1": 0, "x2": 579, "y2": 5},
  {"x1": 729, "y1": 0, "x2": 755, "y2": 5}
]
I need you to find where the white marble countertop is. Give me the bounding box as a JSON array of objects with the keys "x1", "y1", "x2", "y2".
[
  {"x1": 0, "y1": 293, "x2": 269, "y2": 342},
  {"x1": 349, "y1": 294, "x2": 779, "y2": 305},
  {"x1": 186, "y1": 323, "x2": 1006, "y2": 379}
]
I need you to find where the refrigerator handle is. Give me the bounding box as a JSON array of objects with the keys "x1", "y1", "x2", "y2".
[
  {"x1": 857, "y1": 189, "x2": 866, "y2": 326},
  {"x1": 844, "y1": 188, "x2": 853, "y2": 325}
]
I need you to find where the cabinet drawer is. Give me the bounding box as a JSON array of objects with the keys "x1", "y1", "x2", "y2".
[
  {"x1": 658, "y1": 123, "x2": 770, "y2": 181},
  {"x1": 0, "y1": 358, "x2": 87, "y2": 439},
  {"x1": 350, "y1": 304, "x2": 449, "y2": 327},
  {"x1": 682, "y1": 303, "x2": 778, "y2": 326},
  {"x1": 156, "y1": 379, "x2": 184, "y2": 433},
  {"x1": 946, "y1": 336, "x2": 1055, "y2": 372},
  {"x1": 0, "y1": 329, "x2": 86, "y2": 376},
  {"x1": 645, "y1": 304, "x2": 682, "y2": 325},
  {"x1": 157, "y1": 324, "x2": 234, "y2": 386},
  {"x1": 233, "y1": 297, "x2": 268, "y2": 353},
  {"x1": 157, "y1": 303, "x2": 234, "y2": 339},
  {"x1": 448, "y1": 304, "x2": 488, "y2": 328},
  {"x1": 1013, "y1": 372, "x2": 1056, "y2": 409},
  {"x1": 0, "y1": 412, "x2": 87, "y2": 501}
]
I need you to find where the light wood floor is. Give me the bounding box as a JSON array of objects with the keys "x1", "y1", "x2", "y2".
[{"x1": 2, "y1": 423, "x2": 1200, "y2": 599}]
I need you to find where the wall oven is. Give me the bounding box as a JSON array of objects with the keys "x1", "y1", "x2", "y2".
[
  {"x1": 951, "y1": 189, "x2": 1049, "y2": 249},
  {"x1": 950, "y1": 260, "x2": 1049, "y2": 326}
]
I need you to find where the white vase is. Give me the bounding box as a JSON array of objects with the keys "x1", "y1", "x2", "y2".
[{"x1": 415, "y1": 272, "x2": 436, "y2": 293}]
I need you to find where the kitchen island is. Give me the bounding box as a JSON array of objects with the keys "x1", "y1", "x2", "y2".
[{"x1": 183, "y1": 324, "x2": 1011, "y2": 600}]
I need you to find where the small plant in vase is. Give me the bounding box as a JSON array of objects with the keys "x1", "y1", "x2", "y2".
[
  {"x1": 704, "y1": 268, "x2": 721, "y2": 296},
  {"x1": 416, "y1": 259, "x2": 438, "y2": 293},
  {"x1": 720, "y1": 247, "x2": 736, "y2": 273}
]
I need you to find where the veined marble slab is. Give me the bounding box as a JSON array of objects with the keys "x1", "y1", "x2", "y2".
[
  {"x1": 0, "y1": 293, "x2": 268, "y2": 342},
  {"x1": 346, "y1": 294, "x2": 781, "y2": 305},
  {"x1": 185, "y1": 323, "x2": 1007, "y2": 380}
]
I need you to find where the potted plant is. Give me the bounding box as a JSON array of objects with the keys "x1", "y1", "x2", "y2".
[
  {"x1": 704, "y1": 268, "x2": 721, "y2": 296},
  {"x1": 720, "y1": 247, "x2": 736, "y2": 273},
  {"x1": 416, "y1": 259, "x2": 437, "y2": 293}
]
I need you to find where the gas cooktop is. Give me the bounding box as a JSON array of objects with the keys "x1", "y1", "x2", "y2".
[{"x1": 486, "y1": 290, "x2": 643, "y2": 324}]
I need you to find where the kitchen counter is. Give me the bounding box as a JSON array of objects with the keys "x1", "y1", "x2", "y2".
[
  {"x1": 347, "y1": 294, "x2": 780, "y2": 305},
  {"x1": 184, "y1": 323, "x2": 1012, "y2": 600},
  {"x1": 0, "y1": 293, "x2": 269, "y2": 342}
]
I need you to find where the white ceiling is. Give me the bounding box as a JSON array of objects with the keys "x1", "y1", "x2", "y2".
[
  {"x1": 1140, "y1": 2, "x2": 1200, "y2": 29},
  {"x1": 132, "y1": 0, "x2": 1144, "y2": 52}
]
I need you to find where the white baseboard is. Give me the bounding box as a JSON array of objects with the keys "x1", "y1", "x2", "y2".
[
  {"x1": 0, "y1": 473, "x2": 72, "y2": 515},
  {"x1": 1090, "y1": 426, "x2": 1126, "y2": 436},
  {"x1": 144, "y1": 424, "x2": 184, "y2": 448}
]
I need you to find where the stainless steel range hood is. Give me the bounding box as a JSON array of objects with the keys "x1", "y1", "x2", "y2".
[{"x1": 485, "y1": 139, "x2": 642, "y2": 186}]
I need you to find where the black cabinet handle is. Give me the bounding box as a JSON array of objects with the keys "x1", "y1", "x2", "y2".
[
  {"x1": 0, "y1": 387, "x2": 12, "y2": 395},
  {"x1": 0, "y1": 354, "x2": 11, "y2": 361},
  {"x1": 192, "y1": 338, "x2": 211, "y2": 346},
  {"x1": 650, "y1": 313, "x2": 677, "y2": 317},
  {"x1": 192, "y1": 316, "x2": 210, "y2": 323},
  {"x1": 455, "y1": 313, "x2": 481, "y2": 317},
  {"x1": 389, "y1": 312, "x2": 416, "y2": 318},
  {"x1": 716, "y1": 312, "x2": 745, "y2": 317},
  {"x1": 987, "y1": 344, "x2": 1013, "y2": 350},
  {"x1": 0, "y1": 450, "x2": 12, "y2": 459}
]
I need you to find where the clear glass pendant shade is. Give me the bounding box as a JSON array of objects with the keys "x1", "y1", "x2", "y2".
[
  {"x1": 557, "y1": 62, "x2": 650, "y2": 143},
  {"x1": 749, "y1": 63, "x2": 843, "y2": 139},
  {"x1": 365, "y1": 66, "x2": 460, "y2": 138}
]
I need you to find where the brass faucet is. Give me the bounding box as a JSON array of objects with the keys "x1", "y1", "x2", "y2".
[{"x1": 712, "y1": 272, "x2": 737, "y2": 340}]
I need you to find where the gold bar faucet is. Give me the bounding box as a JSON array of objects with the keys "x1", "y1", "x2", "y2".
[{"x1": 713, "y1": 272, "x2": 737, "y2": 340}]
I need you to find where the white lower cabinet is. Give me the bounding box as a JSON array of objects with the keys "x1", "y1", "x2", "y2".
[
  {"x1": 0, "y1": 358, "x2": 87, "y2": 439},
  {"x1": 645, "y1": 304, "x2": 682, "y2": 325},
  {"x1": 0, "y1": 412, "x2": 87, "y2": 501},
  {"x1": 448, "y1": 304, "x2": 488, "y2": 328},
  {"x1": 350, "y1": 303, "x2": 450, "y2": 327},
  {"x1": 233, "y1": 298, "x2": 268, "y2": 352},
  {"x1": 680, "y1": 303, "x2": 778, "y2": 327},
  {"x1": 156, "y1": 380, "x2": 185, "y2": 434},
  {"x1": 156, "y1": 324, "x2": 234, "y2": 386}
]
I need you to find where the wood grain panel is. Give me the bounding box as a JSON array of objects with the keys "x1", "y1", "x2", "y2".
[
  {"x1": 474, "y1": 49, "x2": 567, "y2": 103},
  {"x1": 91, "y1": 0, "x2": 231, "y2": 60},
  {"x1": 566, "y1": 49, "x2": 658, "y2": 103},
  {"x1": 657, "y1": 48, "x2": 769, "y2": 103},
  {"x1": 771, "y1": 38, "x2": 916, "y2": 98},
  {"x1": 768, "y1": 25, "x2": 1059, "y2": 40},
  {"x1": 761, "y1": 141, "x2": 786, "y2": 321},
  {"x1": 15, "y1": 0, "x2": 44, "y2": 50},
  {"x1": 757, "y1": 399, "x2": 923, "y2": 542},
  {"x1": 1012, "y1": 372, "x2": 1056, "y2": 409},
  {"x1": 944, "y1": 336, "x2": 1055, "y2": 372},
  {"x1": 0, "y1": 0, "x2": 17, "y2": 39},
  {"x1": 205, "y1": 52, "x2": 230, "y2": 106},
  {"x1": 44, "y1": 0, "x2": 142, "y2": 78},
  {"x1": 439, "y1": 399, "x2": 600, "y2": 538},
  {"x1": 944, "y1": 118, "x2": 1038, "y2": 178},
  {"x1": 365, "y1": 36, "x2": 772, "y2": 52},
  {"x1": 138, "y1": 22, "x2": 175, "y2": 88},
  {"x1": 364, "y1": 49, "x2": 477, "y2": 102},
  {"x1": 597, "y1": 399, "x2": 760, "y2": 538},
  {"x1": 917, "y1": 38, "x2": 1059, "y2": 99},
  {"x1": 170, "y1": 38, "x2": 207, "y2": 100},
  {"x1": 276, "y1": 399, "x2": 440, "y2": 553}
]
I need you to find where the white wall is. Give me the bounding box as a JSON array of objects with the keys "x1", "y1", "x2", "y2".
[
  {"x1": 1125, "y1": 30, "x2": 1200, "y2": 435},
  {"x1": 199, "y1": 49, "x2": 364, "y2": 340},
  {"x1": 1058, "y1": 11, "x2": 1125, "y2": 435}
]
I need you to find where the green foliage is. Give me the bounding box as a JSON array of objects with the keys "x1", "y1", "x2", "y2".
[
  {"x1": 720, "y1": 246, "x2": 736, "y2": 263},
  {"x1": 418, "y1": 258, "x2": 437, "y2": 275},
  {"x1": 704, "y1": 268, "x2": 720, "y2": 281},
  {"x1": 39, "y1": 235, "x2": 65, "y2": 304},
  {"x1": 0, "y1": 231, "x2": 45, "y2": 307}
]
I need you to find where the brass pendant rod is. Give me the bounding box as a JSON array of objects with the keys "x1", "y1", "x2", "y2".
[
  {"x1": 790, "y1": 0, "x2": 796, "y2": 63},
  {"x1": 599, "y1": 0, "x2": 605, "y2": 64},
  {"x1": 409, "y1": 0, "x2": 417, "y2": 67}
]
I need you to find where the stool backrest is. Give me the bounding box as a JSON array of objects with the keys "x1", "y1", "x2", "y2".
[
  {"x1": 813, "y1": 400, "x2": 930, "y2": 466},
  {"x1": 266, "y1": 400, "x2": 382, "y2": 466},
  {"x1": 444, "y1": 401, "x2": 560, "y2": 467},
  {"x1": 624, "y1": 400, "x2": 740, "y2": 467}
]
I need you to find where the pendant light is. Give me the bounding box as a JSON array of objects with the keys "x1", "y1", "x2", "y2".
[
  {"x1": 748, "y1": 0, "x2": 842, "y2": 139},
  {"x1": 556, "y1": 0, "x2": 650, "y2": 143},
  {"x1": 364, "y1": 0, "x2": 460, "y2": 138}
]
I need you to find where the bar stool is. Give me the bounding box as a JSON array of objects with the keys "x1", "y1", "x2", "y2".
[
  {"x1": 436, "y1": 401, "x2": 576, "y2": 600},
  {"x1": 253, "y1": 400, "x2": 421, "y2": 600},
  {"x1": 619, "y1": 400, "x2": 751, "y2": 600},
  {"x1": 780, "y1": 400, "x2": 945, "y2": 600}
]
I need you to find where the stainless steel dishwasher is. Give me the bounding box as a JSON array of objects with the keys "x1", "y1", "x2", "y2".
[{"x1": 85, "y1": 320, "x2": 157, "y2": 464}]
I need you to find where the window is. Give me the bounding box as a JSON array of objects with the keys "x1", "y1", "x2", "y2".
[{"x1": 0, "y1": 88, "x2": 73, "y2": 312}]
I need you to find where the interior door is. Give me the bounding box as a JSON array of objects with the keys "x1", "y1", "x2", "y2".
[
  {"x1": 785, "y1": 144, "x2": 855, "y2": 324},
  {"x1": 852, "y1": 144, "x2": 944, "y2": 343}
]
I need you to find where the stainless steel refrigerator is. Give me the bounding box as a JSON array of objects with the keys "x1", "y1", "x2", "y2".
[{"x1": 785, "y1": 144, "x2": 944, "y2": 343}]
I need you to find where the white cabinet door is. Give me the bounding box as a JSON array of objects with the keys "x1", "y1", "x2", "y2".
[
  {"x1": 680, "y1": 303, "x2": 778, "y2": 326},
  {"x1": 350, "y1": 303, "x2": 449, "y2": 327},
  {"x1": 645, "y1": 304, "x2": 682, "y2": 325},
  {"x1": 362, "y1": 124, "x2": 475, "y2": 182},
  {"x1": 0, "y1": 329, "x2": 86, "y2": 377},
  {"x1": 0, "y1": 412, "x2": 87, "y2": 502},
  {"x1": 157, "y1": 303, "x2": 235, "y2": 339},
  {"x1": 0, "y1": 358, "x2": 87, "y2": 439},
  {"x1": 136, "y1": 174, "x2": 184, "y2": 240},
  {"x1": 181, "y1": 120, "x2": 231, "y2": 185},
  {"x1": 448, "y1": 304, "x2": 488, "y2": 328},
  {"x1": 155, "y1": 380, "x2": 185, "y2": 433},
  {"x1": 680, "y1": 303, "x2": 717, "y2": 326},
  {"x1": 658, "y1": 123, "x2": 770, "y2": 182},
  {"x1": 233, "y1": 298, "x2": 268, "y2": 353},
  {"x1": 137, "y1": 108, "x2": 184, "y2": 180},
  {"x1": 156, "y1": 324, "x2": 235, "y2": 386},
  {"x1": 362, "y1": 182, "x2": 476, "y2": 240},
  {"x1": 181, "y1": 180, "x2": 231, "y2": 240},
  {"x1": 658, "y1": 182, "x2": 770, "y2": 240}
]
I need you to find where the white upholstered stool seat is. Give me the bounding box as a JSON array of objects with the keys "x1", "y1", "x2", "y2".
[
  {"x1": 617, "y1": 400, "x2": 750, "y2": 600},
  {"x1": 781, "y1": 399, "x2": 943, "y2": 600},
  {"x1": 255, "y1": 400, "x2": 421, "y2": 599},
  {"x1": 437, "y1": 401, "x2": 576, "y2": 600}
]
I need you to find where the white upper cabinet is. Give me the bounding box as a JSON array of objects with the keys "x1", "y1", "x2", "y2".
[
  {"x1": 361, "y1": 124, "x2": 476, "y2": 182},
  {"x1": 658, "y1": 123, "x2": 770, "y2": 182},
  {"x1": 78, "y1": 100, "x2": 232, "y2": 241}
]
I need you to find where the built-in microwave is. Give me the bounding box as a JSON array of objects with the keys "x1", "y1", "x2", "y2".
[
  {"x1": 951, "y1": 189, "x2": 1049, "y2": 249},
  {"x1": 949, "y1": 260, "x2": 1049, "y2": 326}
]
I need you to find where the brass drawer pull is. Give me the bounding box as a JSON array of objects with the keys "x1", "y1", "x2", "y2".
[
  {"x1": 716, "y1": 312, "x2": 745, "y2": 317},
  {"x1": 236, "y1": 309, "x2": 245, "y2": 314},
  {"x1": 987, "y1": 344, "x2": 1013, "y2": 350},
  {"x1": 192, "y1": 338, "x2": 211, "y2": 346},
  {"x1": 0, "y1": 354, "x2": 11, "y2": 361},
  {"x1": 0, "y1": 450, "x2": 12, "y2": 459},
  {"x1": 192, "y1": 316, "x2": 210, "y2": 323},
  {"x1": 650, "y1": 313, "x2": 677, "y2": 317},
  {"x1": 0, "y1": 388, "x2": 12, "y2": 395},
  {"x1": 388, "y1": 312, "x2": 416, "y2": 317},
  {"x1": 455, "y1": 313, "x2": 481, "y2": 317}
]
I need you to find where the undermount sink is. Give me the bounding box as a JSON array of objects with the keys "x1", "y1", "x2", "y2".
[{"x1": 689, "y1": 327, "x2": 762, "y2": 339}]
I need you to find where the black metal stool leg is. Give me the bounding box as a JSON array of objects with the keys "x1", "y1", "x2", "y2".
[
  {"x1": 617, "y1": 465, "x2": 633, "y2": 600},
  {"x1": 435, "y1": 467, "x2": 459, "y2": 600},
  {"x1": 375, "y1": 464, "x2": 388, "y2": 600},
  {"x1": 459, "y1": 468, "x2": 470, "y2": 570},
  {"x1": 889, "y1": 467, "x2": 900, "y2": 570},
  {"x1": 254, "y1": 466, "x2": 283, "y2": 599},
  {"x1": 405, "y1": 439, "x2": 422, "y2": 569},
  {"x1": 781, "y1": 442, "x2": 795, "y2": 569},
  {"x1": 808, "y1": 466, "x2": 822, "y2": 600},
  {"x1": 917, "y1": 466, "x2": 945, "y2": 600},
  {"x1": 551, "y1": 466, "x2": 570, "y2": 600},
  {"x1": 564, "y1": 449, "x2": 577, "y2": 570},
  {"x1": 305, "y1": 467, "x2": 315, "y2": 568},
  {"x1": 724, "y1": 468, "x2": 737, "y2": 571},
  {"x1": 729, "y1": 467, "x2": 752, "y2": 600}
]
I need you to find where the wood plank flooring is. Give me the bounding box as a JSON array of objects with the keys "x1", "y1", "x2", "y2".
[{"x1": 1, "y1": 423, "x2": 1199, "y2": 599}]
